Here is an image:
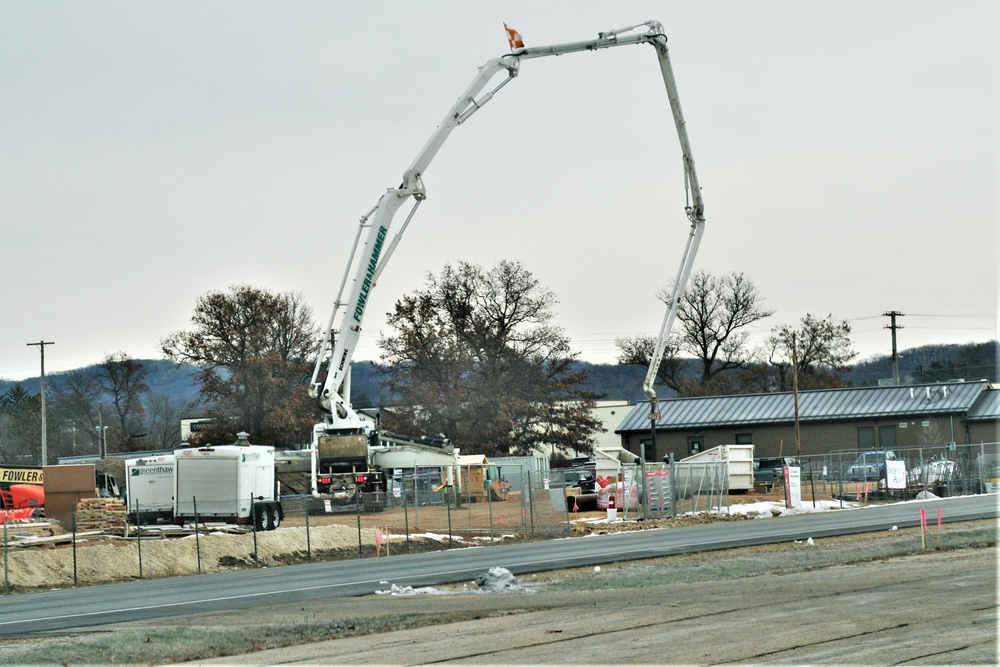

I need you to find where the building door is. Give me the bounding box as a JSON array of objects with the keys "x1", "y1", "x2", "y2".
[
  {"x1": 638, "y1": 439, "x2": 656, "y2": 463},
  {"x1": 687, "y1": 437, "x2": 703, "y2": 456},
  {"x1": 642, "y1": 439, "x2": 656, "y2": 463},
  {"x1": 857, "y1": 427, "x2": 875, "y2": 449},
  {"x1": 878, "y1": 425, "x2": 897, "y2": 449}
]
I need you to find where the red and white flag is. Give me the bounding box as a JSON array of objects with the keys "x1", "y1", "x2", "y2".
[{"x1": 504, "y1": 23, "x2": 524, "y2": 50}]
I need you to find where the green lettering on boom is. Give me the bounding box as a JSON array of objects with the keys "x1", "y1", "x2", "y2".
[{"x1": 353, "y1": 225, "x2": 388, "y2": 323}]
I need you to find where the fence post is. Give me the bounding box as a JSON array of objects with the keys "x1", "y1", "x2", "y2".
[
  {"x1": 445, "y1": 485, "x2": 453, "y2": 548},
  {"x1": 810, "y1": 466, "x2": 817, "y2": 509},
  {"x1": 193, "y1": 496, "x2": 201, "y2": 574},
  {"x1": 251, "y1": 493, "x2": 259, "y2": 565},
  {"x1": 305, "y1": 506, "x2": 311, "y2": 563},
  {"x1": 836, "y1": 452, "x2": 844, "y2": 507},
  {"x1": 488, "y1": 469, "x2": 494, "y2": 543},
  {"x1": 72, "y1": 499, "x2": 78, "y2": 586},
  {"x1": 564, "y1": 475, "x2": 571, "y2": 535},
  {"x1": 669, "y1": 454, "x2": 677, "y2": 518},
  {"x1": 403, "y1": 472, "x2": 411, "y2": 554},
  {"x1": 412, "y1": 467, "x2": 419, "y2": 532},
  {"x1": 3, "y1": 514, "x2": 8, "y2": 595},
  {"x1": 528, "y1": 470, "x2": 535, "y2": 539},
  {"x1": 356, "y1": 496, "x2": 363, "y2": 559},
  {"x1": 136, "y1": 499, "x2": 143, "y2": 580}
]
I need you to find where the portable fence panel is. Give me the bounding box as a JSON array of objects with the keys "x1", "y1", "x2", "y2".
[
  {"x1": 672, "y1": 460, "x2": 728, "y2": 515},
  {"x1": 645, "y1": 465, "x2": 672, "y2": 518},
  {"x1": 522, "y1": 470, "x2": 571, "y2": 538},
  {"x1": 390, "y1": 465, "x2": 539, "y2": 540}
]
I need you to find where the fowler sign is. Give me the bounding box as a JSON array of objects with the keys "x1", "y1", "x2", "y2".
[{"x1": 0, "y1": 466, "x2": 44, "y2": 485}]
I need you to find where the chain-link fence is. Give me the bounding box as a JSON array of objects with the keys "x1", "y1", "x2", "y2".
[
  {"x1": 8, "y1": 445, "x2": 995, "y2": 591},
  {"x1": 542, "y1": 460, "x2": 731, "y2": 521},
  {"x1": 767, "y1": 442, "x2": 1000, "y2": 504},
  {"x1": 284, "y1": 462, "x2": 571, "y2": 543}
]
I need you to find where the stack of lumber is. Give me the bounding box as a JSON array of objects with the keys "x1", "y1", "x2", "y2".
[
  {"x1": 3, "y1": 519, "x2": 57, "y2": 540},
  {"x1": 75, "y1": 497, "x2": 127, "y2": 534}
]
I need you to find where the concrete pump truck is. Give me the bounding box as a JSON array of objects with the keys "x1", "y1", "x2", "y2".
[{"x1": 307, "y1": 21, "x2": 706, "y2": 508}]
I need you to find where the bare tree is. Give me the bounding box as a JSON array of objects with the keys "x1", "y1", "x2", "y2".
[
  {"x1": 143, "y1": 392, "x2": 184, "y2": 450},
  {"x1": 615, "y1": 335, "x2": 685, "y2": 391},
  {"x1": 162, "y1": 285, "x2": 319, "y2": 446},
  {"x1": 49, "y1": 371, "x2": 102, "y2": 457},
  {"x1": 617, "y1": 270, "x2": 773, "y2": 396},
  {"x1": 768, "y1": 313, "x2": 857, "y2": 391},
  {"x1": 379, "y1": 260, "x2": 601, "y2": 458},
  {"x1": 97, "y1": 352, "x2": 150, "y2": 452}
]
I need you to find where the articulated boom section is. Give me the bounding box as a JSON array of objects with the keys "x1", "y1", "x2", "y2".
[{"x1": 310, "y1": 20, "x2": 705, "y2": 498}]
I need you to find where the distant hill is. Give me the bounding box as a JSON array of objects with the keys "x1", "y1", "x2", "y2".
[
  {"x1": 846, "y1": 341, "x2": 997, "y2": 386},
  {"x1": 347, "y1": 360, "x2": 665, "y2": 408},
  {"x1": 0, "y1": 359, "x2": 201, "y2": 407},
  {"x1": 3, "y1": 342, "x2": 994, "y2": 409}
]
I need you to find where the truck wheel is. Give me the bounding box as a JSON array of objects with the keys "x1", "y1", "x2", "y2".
[{"x1": 269, "y1": 505, "x2": 281, "y2": 530}]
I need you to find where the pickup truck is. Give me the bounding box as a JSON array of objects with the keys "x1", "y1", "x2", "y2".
[
  {"x1": 549, "y1": 468, "x2": 597, "y2": 493},
  {"x1": 754, "y1": 457, "x2": 799, "y2": 486},
  {"x1": 845, "y1": 450, "x2": 896, "y2": 482}
]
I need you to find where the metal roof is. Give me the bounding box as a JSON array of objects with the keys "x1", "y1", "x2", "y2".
[
  {"x1": 968, "y1": 387, "x2": 1000, "y2": 421},
  {"x1": 616, "y1": 381, "x2": 992, "y2": 433}
]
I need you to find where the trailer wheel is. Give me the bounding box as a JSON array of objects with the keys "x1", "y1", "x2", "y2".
[
  {"x1": 269, "y1": 505, "x2": 281, "y2": 530},
  {"x1": 254, "y1": 504, "x2": 271, "y2": 531}
]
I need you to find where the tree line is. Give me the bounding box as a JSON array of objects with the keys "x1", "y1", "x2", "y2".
[
  {"x1": 1, "y1": 262, "x2": 870, "y2": 464},
  {"x1": 616, "y1": 270, "x2": 856, "y2": 396},
  {"x1": 0, "y1": 354, "x2": 186, "y2": 466}
]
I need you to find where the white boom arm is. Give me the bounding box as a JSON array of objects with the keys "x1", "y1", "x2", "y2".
[{"x1": 310, "y1": 20, "x2": 704, "y2": 431}]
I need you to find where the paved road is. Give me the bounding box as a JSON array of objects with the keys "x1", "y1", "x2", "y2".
[
  {"x1": 187, "y1": 547, "x2": 997, "y2": 666},
  {"x1": 0, "y1": 494, "x2": 995, "y2": 638}
]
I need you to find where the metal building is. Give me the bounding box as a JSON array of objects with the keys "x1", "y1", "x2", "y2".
[{"x1": 616, "y1": 380, "x2": 999, "y2": 462}]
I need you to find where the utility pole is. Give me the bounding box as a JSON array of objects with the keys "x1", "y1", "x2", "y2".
[
  {"x1": 883, "y1": 311, "x2": 905, "y2": 384},
  {"x1": 790, "y1": 332, "x2": 801, "y2": 457},
  {"x1": 27, "y1": 341, "x2": 55, "y2": 466}
]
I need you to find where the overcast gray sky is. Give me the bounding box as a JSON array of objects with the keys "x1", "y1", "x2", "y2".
[{"x1": 2, "y1": 1, "x2": 997, "y2": 382}]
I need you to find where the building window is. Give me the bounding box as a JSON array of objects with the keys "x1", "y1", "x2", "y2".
[
  {"x1": 687, "y1": 436, "x2": 703, "y2": 455},
  {"x1": 735, "y1": 433, "x2": 752, "y2": 445}
]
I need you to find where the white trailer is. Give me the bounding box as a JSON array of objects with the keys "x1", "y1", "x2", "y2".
[
  {"x1": 125, "y1": 454, "x2": 175, "y2": 523},
  {"x1": 173, "y1": 445, "x2": 282, "y2": 531}
]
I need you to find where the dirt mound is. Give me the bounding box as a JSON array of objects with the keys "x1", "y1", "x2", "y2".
[{"x1": 3, "y1": 524, "x2": 442, "y2": 591}]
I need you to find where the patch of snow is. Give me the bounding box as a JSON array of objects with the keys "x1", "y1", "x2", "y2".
[
  {"x1": 375, "y1": 583, "x2": 447, "y2": 596},
  {"x1": 473, "y1": 534, "x2": 517, "y2": 543},
  {"x1": 408, "y1": 532, "x2": 467, "y2": 542},
  {"x1": 726, "y1": 502, "x2": 779, "y2": 517}
]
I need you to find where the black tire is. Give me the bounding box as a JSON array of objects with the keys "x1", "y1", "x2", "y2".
[
  {"x1": 269, "y1": 504, "x2": 281, "y2": 530},
  {"x1": 254, "y1": 504, "x2": 270, "y2": 531}
]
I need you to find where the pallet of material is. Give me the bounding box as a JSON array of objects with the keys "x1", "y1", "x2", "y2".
[{"x1": 75, "y1": 497, "x2": 127, "y2": 534}]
